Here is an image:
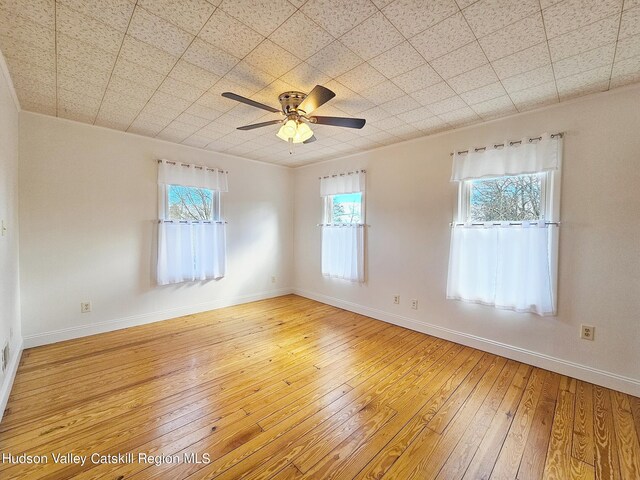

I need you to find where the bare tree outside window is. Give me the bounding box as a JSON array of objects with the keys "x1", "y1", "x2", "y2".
[
  {"x1": 332, "y1": 193, "x2": 362, "y2": 224},
  {"x1": 469, "y1": 174, "x2": 542, "y2": 222},
  {"x1": 168, "y1": 185, "x2": 214, "y2": 221}
]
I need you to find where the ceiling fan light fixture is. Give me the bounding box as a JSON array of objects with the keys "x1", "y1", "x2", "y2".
[{"x1": 276, "y1": 119, "x2": 314, "y2": 144}]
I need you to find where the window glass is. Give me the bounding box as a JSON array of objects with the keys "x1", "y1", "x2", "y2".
[
  {"x1": 468, "y1": 173, "x2": 542, "y2": 222},
  {"x1": 331, "y1": 193, "x2": 363, "y2": 224},
  {"x1": 167, "y1": 185, "x2": 216, "y2": 221}
]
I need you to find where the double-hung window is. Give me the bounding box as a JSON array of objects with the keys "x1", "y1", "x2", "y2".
[
  {"x1": 157, "y1": 160, "x2": 228, "y2": 285},
  {"x1": 447, "y1": 134, "x2": 562, "y2": 316},
  {"x1": 320, "y1": 171, "x2": 366, "y2": 282}
]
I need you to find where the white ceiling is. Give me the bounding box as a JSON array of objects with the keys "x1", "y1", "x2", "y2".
[{"x1": 1, "y1": 0, "x2": 639, "y2": 167}]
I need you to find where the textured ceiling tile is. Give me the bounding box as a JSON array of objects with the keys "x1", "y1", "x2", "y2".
[
  {"x1": 17, "y1": 89, "x2": 56, "y2": 109},
  {"x1": 57, "y1": 54, "x2": 111, "y2": 86},
  {"x1": 501, "y1": 64, "x2": 554, "y2": 93},
  {"x1": 543, "y1": 0, "x2": 623, "y2": 39},
  {"x1": 58, "y1": 87, "x2": 102, "y2": 110},
  {"x1": 138, "y1": 0, "x2": 215, "y2": 34},
  {"x1": 615, "y1": 33, "x2": 640, "y2": 60},
  {"x1": 341, "y1": 12, "x2": 404, "y2": 60},
  {"x1": 269, "y1": 11, "x2": 334, "y2": 60},
  {"x1": 0, "y1": 0, "x2": 54, "y2": 28},
  {"x1": 5, "y1": 59, "x2": 54, "y2": 88},
  {"x1": 556, "y1": 64, "x2": 611, "y2": 93},
  {"x1": 128, "y1": 122, "x2": 165, "y2": 136},
  {"x1": 410, "y1": 115, "x2": 448, "y2": 131},
  {"x1": 169, "y1": 60, "x2": 220, "y2": 90},
  {"x1": 360, "y1": 105, "x2": 392, "y2": 122},
  {"x1": 128, "y1": 6, "x2": 194, "y2": 57},
  {"x1": 57, "y1": 73, "x2": 106, "y2": 99},
  {"x1": 183, "y1": 38, "x2": 240, "y2": 76},
  {"x1": 331, "y1": 91, "x2": 376, "y2": 115},
  {"x1": 478, "y1": 13, "x2": 546, "y2": 61},
  {"x1": 380, "y1": 94, "x2": 423, "y2": 115},
  {"x1": 611, "y1": 56, "x2": 640, "y2": 87},
  {"x1": 57, "y1": 33, "x2": 117, "y2": 72},
  {"x1": 397, "y1": 106, "x2": 435, "y2": 123},
  {"x1": 157, "y1": 128, "x2": 193, "y2": 143},
  {"x1": 280, "y1": 62, "x2": 331, "y2": 92},
  {"x1": 159, "y1": 76, "x2": 206, "y2": 102},
  {"x1": 56, "y1": 4, "x2": 124, "y2": 53},
  {"x1": 205, "y1": 79, "x2": 255, "y2": 109},
  {"x1": 57, "y1": 0, "x2": 135, "y2": 32},
  {"x1": 430, "y1": 41, "x2": 488, "y2": 79},
  {"x1": 410, "y1": 12, "x2": 475, "y2": 61},
  {"x1": 139, "y1": 101, "x2": 184, "y2": 121},
  {"x1": 428, "y1": 95, "x2": 468, "y2": 114},
  {"x1": 301, "y1": 0, "x2": 377, "y2": 37},
  {"x1": 440, "y1": 107, "x2": 481, "y2": 126},
  {"x1": 245, "y1": 39, "x2": 301, "y2": 77},
  {"x1": 0, "y1": 34, "x2": 55, "y2": 70},
  {"x1": 224, "y1": 61, "x2": 276, "y2": 93},
  {"x1": 100, "y1": 89, "x2": 148, "y2": 113},
  {"x1": 619, "y1": 5, "x2": 640, "y2": 38},
  {"x1": 198, "y1": 9, "x2": 264, "y2": 58},
  {"x1": 456, "y1": 0, "x2": 478, "y2": 8},
  {"x1": 360, "y1": 79, "x2": 405, "y2": 104},
  {"x1": 510, "y1": 80, "x2": 558, "y2": 108},
  {"x1": 220, "y1": 0, "x2": 296, "y2": 36},
  {"x1": 337, "y1": 62, "x2": 386, "y2": 93},
  {"x1": 471, "y1": 95, "x2": 517, "y2": 119},
  {"x1": 447, "y1": 63, "x2": 498, "y2": 93},
  {"x1": 107, "y1": 74, "x2": 156, "y2": 101},
  {"x1": 411, "y1": 81, "x2": 456, "y2": 105},
  {"x1": 11, "y1": 73, "x2": 55, "y2": 100},
  {"x1": 391, "y1": 63, "x2": 442, "y2": 93},
  {"x1": 463, "y1": 0, "x2": 539, "y2": 37},
  {"x1": 368, "y1": 42, "x2": 425, "y2": 78},
  {"x1": 548, "y1": 15, "x2": 620, "y2": 62},
  {"x1": 185, "y1": 103, "x2": 224, "y2": 121},
  {"x1": 0, "y1": 9, "x2": 54, "y2": 47},
  {"x1": 175, "y1": 112, "x2": 213, "y2": 129},
  {"x1": 149, "y1": 91, "x2": 192, "y2": 111},
  {"x1": 94, "y1": 117, "x2": 131, "y2": 131},
  {"x1": 459, "y1": 81, "x2": 507, "y2": 105},
  {"x1": 369, "y1": 115, "x2": 406, "y2": 130},
  {"x1": 119, "y1": 35, "x2": 179, "y2": 75},
  {"x1": 553, "y1": 43, "x2": 616, "y2": 79},
  {"x1": 491, "y1": 42, "x2": 550, "y2": 79},
  {"x1": 382, "y1": 0, "x2": 459, "y2": 37},
  {"x1": 307, "y1": 41, "x2": 363, "y2": 77},
  {"x1": 112, "y1": 57, "x2": 166, "y2": 89}
]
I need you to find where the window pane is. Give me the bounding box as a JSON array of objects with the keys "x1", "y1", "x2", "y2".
[
  {"x1": 168, "y1": 185, "x2": 214, "y2": 221},
  {"x1": 332, "y1": 193, "x2": 362, "y2": 224},
  {"x1": 469, "y1": 174, "x2": 542, "y2": 222}
]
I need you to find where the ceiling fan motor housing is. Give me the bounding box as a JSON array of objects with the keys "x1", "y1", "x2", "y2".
[{"x1": 279, "y1": 91, "x2": 308, "y2": 115}]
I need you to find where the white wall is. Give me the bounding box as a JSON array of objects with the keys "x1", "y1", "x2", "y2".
[
  {"x1": 0, "y1": 54, "x2": 21, "y2": 416},
  {"x1": 18, "y1": 113, "x2": 293, "y2": 345},
  {"x1": 293, "y1": 85, "x2": 640, "y2": 396}
]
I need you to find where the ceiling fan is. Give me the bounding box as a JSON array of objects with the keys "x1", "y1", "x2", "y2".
[{"x1": 221, "y1": 85, "x2": 366, "y2": 147}]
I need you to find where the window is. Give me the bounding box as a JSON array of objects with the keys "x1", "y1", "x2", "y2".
[
  {"x1": 447, "y1": 134, "x2": 562, "y2": 316},
  {"x1": 462, "y1": 173, "x2": 546, "y2": 222},
  {"x1": 166, "y1": 185, "x2": 219, "y2": 221},
  {"x1": 326, "y1": 192, "x2": 363, "y2": 224}
]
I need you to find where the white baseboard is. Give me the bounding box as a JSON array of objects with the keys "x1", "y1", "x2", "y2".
[
  {"x1": 23, "y1": 288, "x2": 293, "y2": 348},
  {"x1": 0, "y1": 337, "x2": 23, "y2": 423},
  {"x1": 293, "y1": 288, "x2": 640, "y2": 397}
]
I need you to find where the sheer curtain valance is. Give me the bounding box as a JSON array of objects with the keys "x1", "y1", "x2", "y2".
[
  {"x1": 451, "y1": 133, "x2": 561, "y2": 182},
  {"x1": 320, "y1": 170, "x2": 366, "y2": 283},
  {"x1": 158, "y1": 159, "x2": 228, "y2": 192}
]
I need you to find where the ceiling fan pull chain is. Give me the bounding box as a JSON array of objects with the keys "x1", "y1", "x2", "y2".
[{"x1": 289, "y1": 137, "x2": 294, "y2": 155}]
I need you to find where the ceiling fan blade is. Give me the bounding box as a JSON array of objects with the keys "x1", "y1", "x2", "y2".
[
  {"x1": 310, "y1": 116, "x2": 366, "y2": 129},
  {"x1": 297, "y1": 85, "x2": 335, "y2": 115},
  {"x1": 221, "y1": 92, "x2": 281, "y2": 113},
  {"x1": 236, "y1": 119, "x2": 283, "y2": 131},
  {"x1": 303, "y1": 135, "x2": 317, "y2": 144}
]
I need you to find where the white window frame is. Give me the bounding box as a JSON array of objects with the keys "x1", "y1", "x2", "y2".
[
  {"x1": 159, "y1": 184, "x2": 221, "y2": 222},
  {"x1": 323, "y1": 192, "x2": 366, "y2": 225}
]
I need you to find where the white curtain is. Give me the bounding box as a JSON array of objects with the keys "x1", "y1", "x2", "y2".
[
  {"x1": 157, "y1": 222, "x2": 226, "y2": 285},
  {"x1": 158, "y1": 159, "x2": 228, "y2": 192},
  {"x1": 321, "y1": 226, "x2": 365, "y2": 282},
  {"x1": 451, "y1": 133, "x2": 560, "y2": 181},
  {"x1": 320, "y1": 170, "x2": 366, "y2": 283},
  {"x1": 447, "y1": 224, "x2": 556, "y2": 316}
]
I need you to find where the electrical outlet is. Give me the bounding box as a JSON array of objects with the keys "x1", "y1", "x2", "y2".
[
  {"x1": 581, "y1": 325, "x2": 595, "y2": 341},
  {"x1": 393, "y1": 295, "x2": 400, "y2": 304},
  {"x1": 81, "y1": 302, "x2": 92, "y2": 313},
  {"x1": 411, "y1": 299, "x2": 418, "y2": 310}
]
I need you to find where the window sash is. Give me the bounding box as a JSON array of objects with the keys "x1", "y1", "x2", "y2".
[
  {"x1": 159, "y1": 184, "x2": 221, "y2": 222},
  {"x1": 323, "y1": 193, "x2": 366, "y2": 225}
]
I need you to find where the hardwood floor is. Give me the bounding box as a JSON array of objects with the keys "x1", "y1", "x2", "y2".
[{"x1": 1, "y1": 295, "x2": 639, "y2": 479}]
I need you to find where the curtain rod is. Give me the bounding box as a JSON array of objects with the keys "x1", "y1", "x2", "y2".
[
  {"x1": 318, "y1": 169, "x2": 366, "y2": 180},
  {"x1": 450, "y1": 132, "x2": 564, "y2": 156},
  {"x1": 158, "y1": 159, "x2": 228, "y2": 174},
  {"x1": 158, "y1": 220, "x2": 228, "y2": 224},
  {"x1": 450, "y1": 221, "x2": 561, "y2": 227},
  {"x1": 316, "y1": 223, "x2": 367, "y2": 227}
]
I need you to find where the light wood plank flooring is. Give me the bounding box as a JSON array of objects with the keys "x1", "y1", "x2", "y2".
[{"x1": 1, "y1": 295, "x2": 639, "y2": 479}]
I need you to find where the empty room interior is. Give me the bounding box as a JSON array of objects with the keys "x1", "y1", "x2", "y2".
[{"x1": 1, "y1": 0, "x2": 640, "y2": 478}]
